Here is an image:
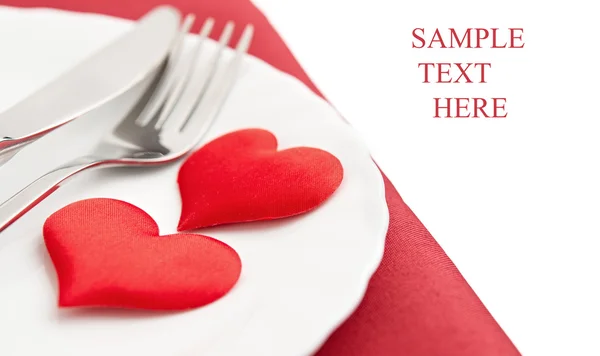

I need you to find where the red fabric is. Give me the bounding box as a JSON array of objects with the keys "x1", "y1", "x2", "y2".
[
  {"x1": 3, "y1": 0, "x2": 521, "y2": 354},
  {"x1": 44, "y1": 198, "x2": 241, "y2": 310},
  {"x1": 178, "y1": 129, "x2": 343, "y2": 230}
]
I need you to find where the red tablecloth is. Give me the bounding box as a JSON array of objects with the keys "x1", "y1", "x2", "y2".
[{"x1": 0, "y1": 1, "x2": 521, "y2": 355}]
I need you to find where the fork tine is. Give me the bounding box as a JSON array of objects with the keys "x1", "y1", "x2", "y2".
[
  {"x1": 178, "y1": 24, "x2": 254, "y2": 141},
  {"x1": 153, "y1": 18, "x2": 215, "y2": 129},
  {"x1": 134, "y1": 14, "x2": 195, "y2": 127},
  {"x1": 160, "y1": 21, "x2": 237, "y2": 132}
]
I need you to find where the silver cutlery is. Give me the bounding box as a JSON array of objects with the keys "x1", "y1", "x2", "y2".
[
  {"x1": 0, "y1": 6, "x2": 181, "y2": 166},
  {"x1": 0, "y1": 16, "x2": 254, "y2": 233}
]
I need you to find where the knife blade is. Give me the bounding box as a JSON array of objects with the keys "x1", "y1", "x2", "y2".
[{"x1": 0, "y1": 6, "x2": 181, "y2": 166}]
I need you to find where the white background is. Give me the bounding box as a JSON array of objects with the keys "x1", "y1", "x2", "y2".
[{"x1": 252, "y1": 0, "x2": 600, "y2": 355}]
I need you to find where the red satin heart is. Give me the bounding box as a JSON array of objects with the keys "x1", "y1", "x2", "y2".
[
  {"x1": 44, "y1": 199, "x2": 241, "y2": 310},
  {"x1": 177, "y1": 129, "x2": 344, "y2": 231}
]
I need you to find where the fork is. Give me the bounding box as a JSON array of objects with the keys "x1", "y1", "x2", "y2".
[{"x1": 0, "y1": 16, "x2": 254, "y2": 233}]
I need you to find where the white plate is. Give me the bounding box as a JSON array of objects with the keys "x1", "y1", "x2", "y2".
[{"x1": 0, "y1": 6, "x2": 388, "y2": 356}]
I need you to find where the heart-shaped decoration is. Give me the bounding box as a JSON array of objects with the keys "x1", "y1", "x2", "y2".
[
  {"x1": 177, "y1": 129, "x2": 344, "y2": 230},
  {"x1": 44, "y1": 199, "x2": 241, "y2": 310}
]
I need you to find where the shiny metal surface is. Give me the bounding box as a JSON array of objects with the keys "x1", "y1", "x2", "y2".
[
  {"x1": 0, "y1": 18, "x2": 254, "y2": 233},
  {"x1": 0, "y1": 6, "x2": 181, "y2": 166}
]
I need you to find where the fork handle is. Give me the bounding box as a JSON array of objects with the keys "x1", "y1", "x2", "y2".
[{"x1": 0, "y1": 157, "x2": 101, "y2": 233}]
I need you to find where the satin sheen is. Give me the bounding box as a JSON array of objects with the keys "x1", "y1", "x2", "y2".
[
  {"x1": 178, "y1": 129, "x2": 343, "y2": 230},
  {"x1": 44, "y1": 199, "x2": 241, "y2": 310}
]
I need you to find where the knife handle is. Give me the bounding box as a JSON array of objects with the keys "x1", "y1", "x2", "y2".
[{"x1": 0, "y1": 157, "x2": 100, "y2": 233}]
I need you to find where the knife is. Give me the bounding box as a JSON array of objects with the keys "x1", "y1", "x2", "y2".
[{"x1": 0, "y1": 6, "x2": 181, "y2": 166}]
